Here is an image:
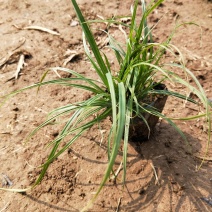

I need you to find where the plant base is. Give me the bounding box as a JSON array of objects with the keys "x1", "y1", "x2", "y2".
[{"x1": 129, "y1": 84, "x2": 168, "y2": 142}]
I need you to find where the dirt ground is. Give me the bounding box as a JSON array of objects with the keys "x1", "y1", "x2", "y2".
[{"x1": 0, "y1": 0, "x2": 212, "y2": 211}]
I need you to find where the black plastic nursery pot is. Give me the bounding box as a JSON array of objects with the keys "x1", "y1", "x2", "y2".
[{"x1": 129, "y1": 84, "x2": 168, "y2": 142}]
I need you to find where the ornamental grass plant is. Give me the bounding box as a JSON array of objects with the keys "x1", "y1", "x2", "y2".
[{"x1": 1, "y1": 0, "x2": 211, "y2": 210}]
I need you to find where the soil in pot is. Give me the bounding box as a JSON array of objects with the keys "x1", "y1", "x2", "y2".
[{"x1": 129, "y1": 83, "x2": 168, "y2": 142}]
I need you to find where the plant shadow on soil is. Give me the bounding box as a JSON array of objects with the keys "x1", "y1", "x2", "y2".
[
  {"x1": 20, "y1": 121, "x2": 211, "y2": 212},
  {"x1": 23, "y1": 194, "x2": 78, "y2": 212},
  {"x1": 120, "y1": 122, "x2": 212, "y2": 212}
]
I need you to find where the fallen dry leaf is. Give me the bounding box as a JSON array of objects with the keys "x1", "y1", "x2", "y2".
[
  {"x1": 63, "y1": 49, "x2": 81, "y2": 66},
  {"x1": 96, "y1": 36, "x2": 109, "y2": 49},
  {"x1": 24, "y1": 25, "x2": 60, "y2": 35},
  {"x1": 14, "y1": 54, "x2": 25, "y2": 80},
  {"x1": 0, "y1": 49, "x2": 31, "y2": 74},
  {"x1": 0, "y1": 37, "x2": 26, "y2": 68}
]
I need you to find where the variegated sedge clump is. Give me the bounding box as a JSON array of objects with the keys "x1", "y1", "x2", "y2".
[{"x1": 1, "y1": 0, "x2": 211, "y2": 210}]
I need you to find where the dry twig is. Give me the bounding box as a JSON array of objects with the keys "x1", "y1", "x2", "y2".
[
  {"x1": 24, "y1": 25, "x2": 60, "y2": 35},
  {"x1": 116, "y1": 197, "x2": 122, "y2": 212},
  {"x1": 150, "y1": 163, "x2": 160, "y2": 186},
  {"x1": 14, "y1": 54, "x2": 25, "y2": 79}
]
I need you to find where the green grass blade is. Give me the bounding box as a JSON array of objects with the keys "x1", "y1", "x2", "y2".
[
  {"x1": 149, "y1": 89, "x2": 197, "y2": 104},
  {"x1": 71, "y1": 0, "x2": 109, "y2": 84},
  {"x1": 106, "y1": 72, "x2": 117, "y2": 159},
  {"x1": 82, "y1": 82, "x2": 126, "y2": 211},
  {"x1": 42, "y1": 109, "x2": 111, "y2": 166},
  {"x1": 122, "y1": 100, "x2": 131, "y2": 184},
  {"x1": 138, "y1": 103, "x2": 189, "y2": 146},
  {"x1": 50, "y1": 67, "x2": 105, "y2": 92},
  {"x1": 82, "y1": 33, "x2": 109, "y2": 87}
]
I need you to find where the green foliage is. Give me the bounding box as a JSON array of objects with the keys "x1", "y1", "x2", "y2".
[{"x1": 0, "y1": 0, "x2": 211, "y2": 210}]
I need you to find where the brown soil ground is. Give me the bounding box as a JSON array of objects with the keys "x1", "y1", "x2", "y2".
[{"x1": 0, "y1": 0, "x2": 212, "y2": 211}]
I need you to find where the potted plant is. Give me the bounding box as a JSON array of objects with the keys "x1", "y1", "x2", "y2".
[{"x1": 1, "y1": 0, "x2": 211, "y2": 210}]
